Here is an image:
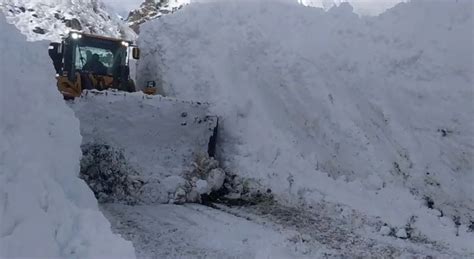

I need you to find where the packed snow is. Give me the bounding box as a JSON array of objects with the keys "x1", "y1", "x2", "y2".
[
  {"x1": 102, "y1": 204, "x2": 322, "y2": 258},
  {"x1": 138, "y1": 0, "x2": 473, "y2": 254},
  {"x1": 71, "y1": 91, "x2": 219, "y2": 204},
  {"x1": 0, "y1": 14, "x2": 135, "y2": 258}
]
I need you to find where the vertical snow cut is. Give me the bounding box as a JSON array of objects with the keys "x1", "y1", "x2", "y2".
[
  {"x1": 138, "y1": 0, "x2": 473, "y2": 253},
  {"x1": 0, "y1": 14, "x2": 135, "y2": 258}
]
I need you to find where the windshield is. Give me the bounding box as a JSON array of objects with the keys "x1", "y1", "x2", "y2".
[{"x1": 72, "y1": 37, "x2": 128, "y2": 76}]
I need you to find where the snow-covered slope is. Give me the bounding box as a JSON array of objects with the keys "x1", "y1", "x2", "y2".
[
  {"x1": 138, "y1": 0, "x2": 473, "y2": 254},
  {"x1": 0, "y1": 14, "x2": 135, "y2": 258},
  {"x1": 127, "y1": 0, "x2": 189, "y2": 32},
  {"x1": 299, "y1": 0, "x2": 407, "y2": 16},
  {"x1": 0, "y1": 0, "x2": 135, "y2": 41}
]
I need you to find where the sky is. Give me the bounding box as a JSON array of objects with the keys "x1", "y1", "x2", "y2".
[{"x1": 101, "y1": 0, "x2": 408, "y2": 18}]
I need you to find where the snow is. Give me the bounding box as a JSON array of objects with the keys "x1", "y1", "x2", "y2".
[
  {"x1": 70, "y1": 90, "x2": 218, "y2": 204},
  {"x1": 0, "y1": 0, "x2": 135, "y2": 41},
  {"x1": 0, "y1": 14, "x2": 135, "y2": 258},
  {"x1": 396, "y1": 228, "x2": 408, "y2": 239},
  {"x1": 101, "y1": 203, "x2": 331, "y2": 258},
  {"x1": 138, "y1": 0, "x2": 473, "y2": 254},
  {"x1": 207, "y1": 168, "x2": 226, "y2": 191},
  {"x1": 196, "y1": 179, "x2": 210, "y2": 194},
  {"x1": 103, "y1": 201, "x2": 462, "y2": 258},
  {"x1": 379, "y1": 226, "x2": 391, "y2": 236},
  {"x1": 298, "y1": 0, "x2": 408, "y2": 16},
  {"x1": 102, "y1": 0, "x2": 143, "y2": 17}
]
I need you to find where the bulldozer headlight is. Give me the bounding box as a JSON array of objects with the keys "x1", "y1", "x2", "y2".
[
  {"x1": 121, "y1": 41, "x2": 129, "y2": 47},
  {"x1": 71, "y1": 32, "x2": 82, "y2": 40}
]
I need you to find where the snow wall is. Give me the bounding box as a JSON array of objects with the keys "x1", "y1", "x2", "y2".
[
  {"x1": 0, "y1": 15, "x2": 135, "y2": 258},
  {"x1": 138, "y1": 0, "x2": 473, "y2": 253}
]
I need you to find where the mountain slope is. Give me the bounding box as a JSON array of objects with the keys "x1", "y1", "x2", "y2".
[
  {"x1": 0, "y1": 0, "x2": 135, "y2": 41},
  {"x1": 126, "y1": 0, "x2": 189, "y2": 33},
  {"x1": 299, "y1": 0, "x2": 407, "y2": 15}
]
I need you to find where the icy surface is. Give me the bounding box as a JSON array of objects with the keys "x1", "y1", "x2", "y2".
[
  {"x1": 0, "y1": 15, "x2": 135, "y2": 258},
  {"x1": 138, "y1": 0, "x2": 473, "y2": 254}
]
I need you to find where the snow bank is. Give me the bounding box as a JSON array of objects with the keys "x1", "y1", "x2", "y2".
[
  {"x1": 138, "y1": 0, "x2": 473, "y2": 253},
  {"x1": 0, "y1": 15, "x2": 135, "y2": 258}
]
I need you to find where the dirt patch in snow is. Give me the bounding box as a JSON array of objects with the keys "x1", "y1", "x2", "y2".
[{"x1": 80, "y1": 143, "x2": 143, "y2": 204}]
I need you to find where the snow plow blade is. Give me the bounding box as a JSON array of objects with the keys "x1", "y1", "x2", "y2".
[{"x1": 68, "y1": 90, "x2": 218, "y2": 180}]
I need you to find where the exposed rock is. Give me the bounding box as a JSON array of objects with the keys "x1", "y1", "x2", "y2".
[
  {"x1": 64, "y1": 18, "x2": 82, "y2": 30},
  {"x1": 32, "y1": 26, "x2": 46, "y2": 34},
  {"x1": 126, "y1": 0, "x2": 184, "y2": 33},
  {"x1": 0, "y1": 1, "x2": 136, "y2": 41}
]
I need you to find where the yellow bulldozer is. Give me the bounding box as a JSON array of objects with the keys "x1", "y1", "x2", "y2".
[
  {"x1": 48, "y1": 31, "x2": 157, "y2": 98},
  {"x1": 47, "y1": 32, "x2": 219, "y2": 194}
]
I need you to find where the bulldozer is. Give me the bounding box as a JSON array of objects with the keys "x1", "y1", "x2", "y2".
[
  {"x1": 48, "y1": 31, "x2": 157, "y2": 98},
  {"x1": 48, "y1": 32, "x2": 219, "y2": 203}
]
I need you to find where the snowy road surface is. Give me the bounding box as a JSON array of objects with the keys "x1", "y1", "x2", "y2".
[
  {"x1": 101, "y1": 204, "x2": 320, "y2": 258},
  {"x1": 102, "y1": 202, "x2": 461, "y2": 258}
]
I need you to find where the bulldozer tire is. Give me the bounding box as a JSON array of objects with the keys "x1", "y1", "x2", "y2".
[{"x1": 127, "y1": 79, "x2": 136, "y2": 92}]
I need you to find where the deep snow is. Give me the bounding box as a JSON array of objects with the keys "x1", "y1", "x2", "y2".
[
  {"x1": 138, "y1": 0, "x2": 473, "y2": 254},
  {"x1": 0, "y1": 14, "x2": 135, "y2": 258}
]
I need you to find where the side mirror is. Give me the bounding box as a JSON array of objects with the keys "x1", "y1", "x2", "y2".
[
  {"x1": 48, "y1": 42, "x2": 63, "y2": 74},
  {"x1": 48, "y1": 42, "x2": 61, "y2": 56},
  {"x1": 132, "y1": 47, "x2": 140, "y2": 60}
]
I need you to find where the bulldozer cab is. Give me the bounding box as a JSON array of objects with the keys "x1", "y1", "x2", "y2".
[{"x1": 49, "y1": 32, "x2": 140, "y2": 98}]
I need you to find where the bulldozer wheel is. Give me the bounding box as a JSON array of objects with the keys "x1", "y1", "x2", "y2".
[{"x1": 128, "y1": 79, "x2": 136, "y2": 92}]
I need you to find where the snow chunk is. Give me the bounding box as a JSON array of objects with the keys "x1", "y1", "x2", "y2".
[
  {"x1": 196, "y1": 179, "x2": 210, "y2": 194},
  {"x1": 379, "y1": 226, "x2": 391, "y2": 236},
  {"x1": 395, "y1": 228, "x2": 408, "y2": 239},
  {"x1": 206, "y1": 168, "x2": 226, "y2": 192},
  {"x1": 0, "y1": 14, "x2": 135, "y2": 258}
]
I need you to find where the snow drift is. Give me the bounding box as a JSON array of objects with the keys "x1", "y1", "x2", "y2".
[
  {"x1": 138, "y1": 0, "x2": 473, "y2": 253},
  {"x1": 0, "y1": 15, "x2": 135, "y2": 258}
]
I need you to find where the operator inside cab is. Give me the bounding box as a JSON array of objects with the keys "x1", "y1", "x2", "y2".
[{"x1": 83, "y1": 53, "x2": 107, "y2": 75}]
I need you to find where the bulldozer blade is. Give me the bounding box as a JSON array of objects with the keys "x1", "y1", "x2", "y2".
[{"x1": 69, "y1": 90, "x2": 218, "y2": 180}]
